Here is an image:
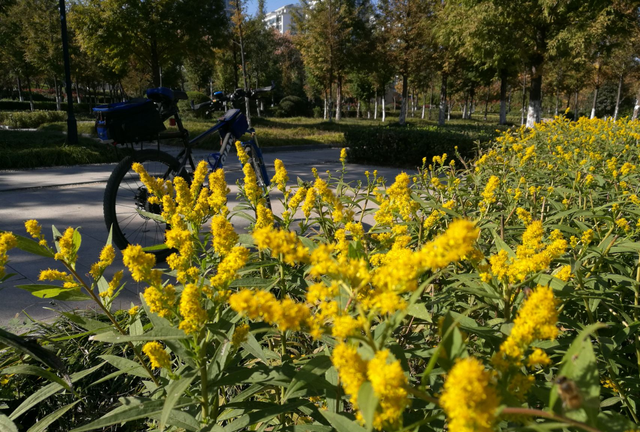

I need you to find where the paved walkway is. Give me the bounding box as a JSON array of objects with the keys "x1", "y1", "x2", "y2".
[{"x1": 0, "y1": 144, "x2": 411, "y2": 327}]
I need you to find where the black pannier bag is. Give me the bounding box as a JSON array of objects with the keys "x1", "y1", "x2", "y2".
[{"x1": 93, "y1": 99, "x2": 166, "y2": 143}]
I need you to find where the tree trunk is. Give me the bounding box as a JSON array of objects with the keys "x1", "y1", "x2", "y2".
[
  {"x1": 16, "y1": 76, "x2": 23, "y2": 102},
  {"x1": 323, "y1": 94, "x2": 328, "y2": 120},
  {"x1": 428, "y1": 81, "x2": 434, "y2": 120},
  {"x1": 335, "y1": 76, "x2": 342, "y2": 121},
  {"x1": 526, "y1": 69, "x2": 542, "y2": 128},
  {"x1": 507, "y1": 86, "x2": 512, "y2": 114},
  {"x1": 462, "y1": 93, "x2": 468, "y2": 119},
  {"x1": 554, "y1": 91, "x2": 559, "y2": 116},
  {"x1": 54, "y1": 76, "x2": 61, "y2": 111},
  {"x1": 590, "y1": 86, "x2": 599, "y2": 119},
  {"x1": 356, "y1": 100, "x2": 360, "y2": 118},
  {"x1": 374, "y1": 90, "x2": 378, "y2": 120},
  {"x1": 399, "y1": 74, "x2": 408, "y2": 125},
  {"x1": 150, "y1": 38, "x2": 161, "y2": 88},
  {"x1": 382, "y1": 95, "x2": 386, "y2": 122},
  {"x1": 613, "y1": 74, "x2": 623, "y2": 121},
  {"x1": 421, "y1": 92, "x2": 426, "y2": 119},
  {"x1": 633, "y1": 96, "x2": 639, "y2": 120},
  {"x1": 438, "y1": 74, "x2": 447, "y2": 126},
  {"x1": 574, "y1": 92, "x2": 579, "y2": 121},
  {"x1": 26, "y1": 75, "x2": 34, "y2": 112},
  {"x1": 521, "y1": 73, "x2": 527, "y2": 126},
  {"x1": 484, "y1": 86, "x2": 490, "y2": 121}
]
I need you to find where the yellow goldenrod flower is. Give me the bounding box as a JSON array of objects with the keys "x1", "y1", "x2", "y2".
[
  {"x1": 440, "y1": 357, "x2": 500, "y2": 432},
  {"x1": 232, "y1": 323, "x2": 250, "y2": 346},
  {"x1": 25, "y1": 220, "x2": 47, "y2": 246},
  {"x1": 496, "y1": 285, "x2": 559, "y2": 363},
  {"x1": 122, "y1": 245, "x2": 157, "y2": 284},
  {"x1": 142, "y1": 341, "x2": 171, "y2": 369},
  {"x1": 211, "y1": 215, "x2": 239, "y2": 256},
  {"x1": 39, "y1": 268, "x2": 73, "y2": 282},
  {"x1": 235, "y1": 141, "x2": 249, "y2": 165},
  {"x1": 209, "y1": 246, "x2": 249, "y2": 289},
  {"x1": 143, "y1": 284, "x2": 176, "y2": 318},
  {"x1": 179, "y1": 283, "x2": 207, "y2": 334},
  {"x1": 90, "y1": 245, "x2": 116, "y2": 279},
  {"x1": 367, "y1": 350, "x2": 409, "y2": 429},
  {"x1": 527, "y1": 347, "x2": 551, "y2": 368},
  {"x1": 302, "y1": 187, "x2": 316, "y2": 218},
  {"x1": 255, "y1": 203, "x2": 274, "y2": 230},
  {"x1": 208, "y1": 169, "x2": 230, "y2": 216},
  {"x1": 242, "y1": 163, "x2": 262, "y2": 206},
  {"x1": 271, "y1": 159, "x2": 289, "y2": 193},
  {"x1": 340, "y1": 148, "x2": 347, "y2": 164},
  {"x1": 54, "y1": 227, "x2": 77, "y2": 265},
  {"x1": 331, "y1": 343, "x2": 368, "y2": 408},
  {"x1": 252, "y1": 226, "x2": 310, "y2": 265},
  {"x1": 128, "y1": 305, "x2": 139, "y2": 316}
]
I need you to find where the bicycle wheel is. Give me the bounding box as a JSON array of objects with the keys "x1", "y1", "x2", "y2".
[{"x1": 104, "y1": 149, "x2": 181, "y2": 261}]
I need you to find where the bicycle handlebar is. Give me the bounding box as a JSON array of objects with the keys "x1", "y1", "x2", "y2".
[{"x1": 190, "y1": 82, "x2": 275, "y2": 111}]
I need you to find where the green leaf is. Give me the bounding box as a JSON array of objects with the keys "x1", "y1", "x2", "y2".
[
  {"x1": 319, "y1": 410, "x2": 366, "y2": 432},
  {"x1": 222, "y1": 400, "x2": 310, "y2": 432},
  {"x1": 13, "y1": 234, "x2": 54, "y2": 258},
  {"x1": 69, "y1": 398, "x2": 194, "y2": 432},
  {"x1": 284, "y1": 355, "x2": 332, "y2": 401},
  {"x1": 59, "y1": 312, "x2": 112, "y2": 333},
  {"x1": 149, "y1": 409, "x2": 199, "y2": 431},
  {"x1": 98, "y1": 355, "x2": 149, "y2": 378},
  {"x1": 357, "y1": 381, "x2": 379, "y2": 432},
  {"x1": 596, "y1": 411, "x2": 639, "y2": 432},
  {"x1": 0, "y1": 327, "x2": 69, "y2": 385},
  {"x1": 91, "y1": 327, "x2": 188, "y2": 343},
  {"x1": 406, "y1": 303, "x2": 432, "y2": 322},
  {"x1": 26, "y1": 401, "x2": 80, "y2": 432},
  {"x1": 1, "y1": 365, "x2": 72, "y2": 392},
  {"x1": 160, "y1": 371, "x2": 196, "y2": 431},
  {"x1": 16, "y1": 284, "x2": 90, "y2": 301},
  {"x1": 11, "y1": 362, "x2": 105, "y2": 420},
  {"x1": 0, "y1": 414, "x2": 18, "y2": 432},
  {"x1": 241, "y1": 332, "x2": 268, "y2": 363},
  {"x1": 551, "y1": 323, "x2": 605, "y2": 426}
]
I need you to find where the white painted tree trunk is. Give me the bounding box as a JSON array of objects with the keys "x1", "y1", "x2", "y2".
[
  {"x1": 374, "y1": 92, "x2": 378, "y2": 120},
  {"x1": 590, "y1": 86, "x2": 599, "y2": 119},
  {"x1": 613, "y1": 75, "x2": 623, "y2": 122},
  {"x1": 324, "y1": 96, "x2": 328, "y2": 120},
  {"x1": 382, "y1": 96, "x2": 386, "y2": 122}
]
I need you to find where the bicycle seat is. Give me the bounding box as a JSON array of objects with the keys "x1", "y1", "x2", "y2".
[{"x1": 146, "y1": 87, "x2": 188, "y2": 104}]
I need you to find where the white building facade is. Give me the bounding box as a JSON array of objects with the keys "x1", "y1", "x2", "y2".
[{"x1": 263, "y1": 4, "x2": 300, "y2": 34}]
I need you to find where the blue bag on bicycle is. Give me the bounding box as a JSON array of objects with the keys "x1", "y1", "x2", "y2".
[{"x1": 93, "y1": 99, "x2": 166, "y2": 144}]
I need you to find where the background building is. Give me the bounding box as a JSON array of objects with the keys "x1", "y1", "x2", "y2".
[{"x1": 263, "y1": 4, "x2": 300, "y2": 34}]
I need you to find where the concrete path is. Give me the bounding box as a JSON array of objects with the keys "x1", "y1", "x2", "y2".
[{"x1": 0, "y1": 144, "x2": 411, "y2": 328}]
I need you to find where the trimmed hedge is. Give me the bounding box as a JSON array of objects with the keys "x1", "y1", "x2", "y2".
[
  {"x1": 344, "y1": 125, "x2": 488, "y2": 168},
  {"x1": 0, "y1": 110, "x2": 67, "y2": 128},
  {"x1": 0, "y1": 100, "x2": 93, "y2": 112}
]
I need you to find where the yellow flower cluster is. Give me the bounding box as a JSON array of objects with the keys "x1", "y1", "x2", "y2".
[
  {"x1": 494, "y1": 285, "x2": 559, "y2": 366},
  {"x1": 235, "y1": 141, "x2": 249, "y2": 165},
  {"x1": 54, "y1": 227, "x2": 77, "y2": 265},
  {"x1": 440, "y1": 357, "x2": 500, "y2": 432},
  {"x1": 271, "y1": 159, "x2": 289, "y2": 193},
  {"x1": 375, "y1": 172, "x2": 419, "y2": 224},
  {"x1": 243, "y1": 163, "x2": 263, "y2": 206},
  {"x1": 25, "y1": 220, "x2": 47, "y2": 247},
  {"x1": 210, "y1": 215, "x2": 239, "y2": 256},
  {"x1": 142, "y1": 341, "x2": 171, "y2": 369},
  {"x1": 228, "y1": 290, "x2": 311, "y2": 332},
  {"x1": 178, "y1": 283, "x2": 207, "y2": 334},
  {"x1": 209, "y1": 246, "x2": 249, "y2": 290},
  {"x1": 481, "y1": 221, "x2": 567, "y2": 284},
  {"x1": 89, "y1": 245, "x2": 116, "y2": 279},
  {"x1": 252, "y1": 225, "x2": 310, "y2": 265},
  {"x1": 367, "y1": 350, "x2": 409, "y2": 428},
  {"x1": 2, "y1": 231, "x2": 19, "y2": 278}
]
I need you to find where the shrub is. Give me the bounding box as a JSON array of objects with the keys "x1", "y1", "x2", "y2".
[
  {"x1": 344, "y1": 125, "x2": 479, "y2": 168},
  {"x1": 312, "y1": 106, "x2": 323, "y2": 118},
  {"x1": 177, "y1": 90, "x2": 211, "y2": 119},
  {"x1": 275, "y1": 95, "x2": 310, "y2": 117}
]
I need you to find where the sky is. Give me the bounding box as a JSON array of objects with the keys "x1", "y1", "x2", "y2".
[{"x1": 245, "y1": 0, "x2": 297, "y2": 17}]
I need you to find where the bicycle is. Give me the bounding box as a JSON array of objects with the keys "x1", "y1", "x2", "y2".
[{"x1": 94, "y1": 85, "x2": 274, "y2": 260}]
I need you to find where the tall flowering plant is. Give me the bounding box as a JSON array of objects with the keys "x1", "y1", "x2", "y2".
[{"x1": 2, "y1": 121, "x2": 640, "y2": 432}]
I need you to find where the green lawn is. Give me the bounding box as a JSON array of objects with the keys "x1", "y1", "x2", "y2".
[{"x1": 0, "y1": 129, "x2": 130, "y2": 170}]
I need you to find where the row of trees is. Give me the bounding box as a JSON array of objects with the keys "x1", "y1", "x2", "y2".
[{"x1": 0, "y1": 0, "x2": 639, "y2": 127}]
